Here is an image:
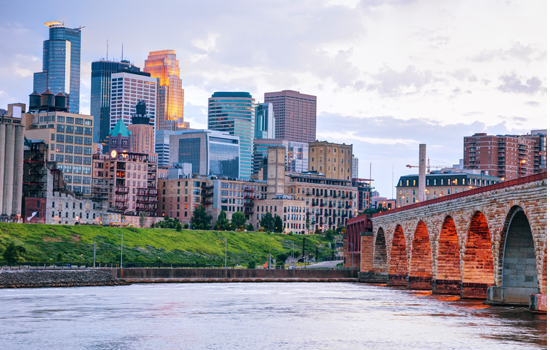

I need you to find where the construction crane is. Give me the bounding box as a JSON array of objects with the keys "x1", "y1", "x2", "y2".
[{"x1": 406, "y1": 158, "x2": 447, "y2": 173}]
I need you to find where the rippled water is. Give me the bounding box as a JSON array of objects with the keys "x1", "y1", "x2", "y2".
[{"x1": 0, "y1": 283, "x2": 546, "y2": 349}]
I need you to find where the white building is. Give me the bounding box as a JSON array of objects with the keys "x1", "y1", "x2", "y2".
[
  {"x1": 110, "y1": 72, "x2": 158, "y2": 134},
  {"x1": 352, "y1": 156, "x2": 359, "y2": 179}
]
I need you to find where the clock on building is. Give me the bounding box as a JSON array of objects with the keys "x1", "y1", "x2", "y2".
[{"x1": 110, "y1": 150, "x2": 117, "y2": 159}]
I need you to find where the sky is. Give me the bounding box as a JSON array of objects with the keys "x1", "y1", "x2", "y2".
[{"x1": 0, "y1": 0, "x2": 546, "y2": 198}]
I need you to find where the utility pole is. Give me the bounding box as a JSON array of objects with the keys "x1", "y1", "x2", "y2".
[
  {"x1": 93, "y1": 239, "x2": 96, "y2": 268},
  {"x1": 120, "y1": 233, "x2": 123, "y2": 268},
  {"x1": 302, "y1": 237, "x2": 306, "y2": 263},
  {"x1": 225, "y1": 238, "x2": 227, "y2": 269}
]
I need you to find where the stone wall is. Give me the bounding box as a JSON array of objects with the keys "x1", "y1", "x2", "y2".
[
  {"x1": 367, "y1": 175, "x2": 547, "y2": 298},
  {"x1": 0, "y1": 270, "x2": 127, "y2": 288}
]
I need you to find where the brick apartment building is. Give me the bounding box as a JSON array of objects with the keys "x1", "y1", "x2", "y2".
[{"x1": 463, "y1": 131, "x2": 547, "y2": 180}]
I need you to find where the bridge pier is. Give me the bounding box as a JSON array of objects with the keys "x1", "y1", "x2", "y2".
[
  {"x1": 462, "y1": 283, "x2": 493, "y2": 299},
  {"x1": 529, "y1": 294, "x2": 547, "y2": 313},
  {"x1": 359, "y1": 271, "x2": 388, "y2": 283},
  {"x1": 433, "y1": 279, "x2": 461, "y2": 295},
  {"x1": 408, "y1": 276, "x2": 432, "y2": 290},
  {"x1": 486, "y1": 286, "x2": 539, "y2": 305},
  {"x1": 388, "y1": 274, "x2": 407, "y2": 286}
]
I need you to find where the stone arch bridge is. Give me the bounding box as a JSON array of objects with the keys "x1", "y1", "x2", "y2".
[{"x1": 349, "y1": 173, "x2": 546, "y2": 309}]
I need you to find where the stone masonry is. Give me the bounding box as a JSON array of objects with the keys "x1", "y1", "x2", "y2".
[{"x1": 364, "y1": 173, "x2": 547, "y2": 301}]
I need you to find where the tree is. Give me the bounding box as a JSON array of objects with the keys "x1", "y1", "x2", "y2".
[
  {"x1": 247, "y1": 260, "x2": 256, "y2": 269},
  {"x1": 215, "y1": 210, "x2": 230, "y2": 231},
  {"x1": 231, "y1": 211, "x2": 247, "y2": 230},
  {"x1": 305, "y1": 217, "x2": 310, "y2": 232},
  {"x1": 2, "y1": 243, "x2": 26, "y2": 264},
  {"x1": 246, "y1": 223, "x2": 254, "y2": 231},
  {"x1": 276, "y1": 252, "x2": 288, "y2": 264},
  {"x1": 325, "y1": 229, "x2": 335, "y2": 241},
  {"x1": 191, "y1": 205, "x2": 212, "y2": 230},
  {"x1": 176, "y1": 221, "x2": 183, "y2": 232},
  {"x1": 274, "y1": 215, "x2": 283, "y2": 233},
  {"x1": 139, "y1": 212, "x2": 147, "y2": 228},
  {"x1": 260, "y1": 212, "x2": 275, "y2": 232}
]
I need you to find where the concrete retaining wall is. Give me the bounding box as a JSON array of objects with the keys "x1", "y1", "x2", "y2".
[{"x1": 0, "y1": 270, "x2": 127, "y2": 288}]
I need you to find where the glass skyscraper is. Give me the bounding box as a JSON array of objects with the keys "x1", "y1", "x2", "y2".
[
  {"x1": 33, "y1": 21, "x2": 82, "y2": 114},
  {"x1": 208, "y1": 92, "x2": 255, "y2": 178},
  {"x1": 169, "y1": 130, "x2": 240, "y2": 178},
  {"x1": 144, "y1": 50, "x2": 186, "y2": 131},
  {"x1": 90, "y1": 60, "x2": 141, "y2": 147},
  {"x1": 255, "y1": 103, "x2": 275, "y2": 139}
]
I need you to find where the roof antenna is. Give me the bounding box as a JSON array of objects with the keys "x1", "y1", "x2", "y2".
[
  {"x1": 121, "y1": 43, "x2": 124, "y2": 61},
  {"x1": 106, "y1": 39, "x2": 109, "y2": 61}
]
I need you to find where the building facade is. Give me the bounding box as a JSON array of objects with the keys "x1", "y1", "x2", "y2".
[
  {"x1": 309, "y1": 141, "x2": 353, "y2": 181},
  {"x1": 252, "y1": 138, "x2": 288, "y2": 180},
  {"x1": 396, "y1": 172, "x2": 502, "y2": 208},
  {"x1": 128, "y1": 101, "x2": 155, "y2": 154},
  {"x1": 463, "y1": 131, "x2": 547, "y2": 180},
  {"x1": 109, "y1": 72, "x2": 157, "y2": 136},
  {"x1": 264, "y1": 90, "x2": 316, "y2": 143},
  {"x1": 169, "y1": 130, "x2": 240, "y2": 178},
  {"x1": 33, "y1": 21, "x2": 82, "y2": 114},
  {"x1": 352, "y1": 178, "x2": 372, "y2": 212},
  {"x1": 287, "y1": 141, "x2": 308, "y2": 173},
  {"x1": 352, "y1": 156, "x2": 359, "y2": 179},
  {"x1": 144, "y1": 50, "x2": 186, "y2": 131},
  {"x1": 208, "y1": 92, "x2": 255, "y2": 178},
  {"x1": 255, "y1": 103, "x2": 274, "y2": 139},
  {"x1": 90, "y1": 59, "x2": 141, "y2": 147}
]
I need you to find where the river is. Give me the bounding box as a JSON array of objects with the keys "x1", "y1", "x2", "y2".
[{"x1": 0, "y1": 283, "x2": 546, "y2": 349}]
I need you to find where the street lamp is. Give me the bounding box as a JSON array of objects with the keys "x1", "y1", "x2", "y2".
[
  {"x1": 219, "y1": 237, "x2": 227, "y2": 269},
  {"x1": 114, "y1": 233, "x2": 123, "y2": 268},
  {"x1": 518, "y1": 159, "x2": 527, "y2": 179}
]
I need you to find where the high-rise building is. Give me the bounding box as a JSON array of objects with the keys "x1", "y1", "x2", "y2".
[
  {"x1": 109, "y1": 71, "x2": 157, "y2": 137},
  {"x1": 169, "y1": 130, "x2": 240, "y2": 178},
  {"x1": 309, "y1": 141, "x2": 353, "y2": 181},
  {"x1": 90, "y1": 59, "x2": 141, "y2": 146},
  {"x1": 129, "y1": 101, "x2": 155, "y2": 154},
  {"x1": 208, "y1": 92, "x2": 255, "y2": 178},
  {"x1": 463, "y1": 131, "x2": 547, "y2": 180},
  {"x1": 33, "y1": 21, "x2": 82, "y2": 114},
  {"x1": 287, "y1": 141, "x2": 308, "y2": 173},
  {"x1": 352, "y1": 156, "x2": 359, "y2": 179},
  {"x1": 144, "y1": 50, "x2": 186, "y2": 131},
  {"x1": 264, "y1": 90, "x2": 316, "y2": 143},
  {"x1": 255, "y1": 103, "x2": 275, "y2": 139}
]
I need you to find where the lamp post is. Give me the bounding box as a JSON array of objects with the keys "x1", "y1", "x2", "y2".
[
  {"x1": 114, "y1": 233, "x2": 123, "y2": 268},
  {"x1": 518, "y1": 159, "x2": 527, "y2": 179}
]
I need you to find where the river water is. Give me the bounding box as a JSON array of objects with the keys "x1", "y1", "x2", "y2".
[{"x1": 0, "y1": 283, "x2": 546, "y2": 349}]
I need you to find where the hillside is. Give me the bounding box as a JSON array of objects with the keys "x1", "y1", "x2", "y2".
[{"x1": 0, "y1": 223, "x2": 335, "y2": 266}]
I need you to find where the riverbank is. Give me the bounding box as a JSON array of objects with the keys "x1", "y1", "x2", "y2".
[{"x1": 0, "y1": 270, "x2": 128, "y2": 288}]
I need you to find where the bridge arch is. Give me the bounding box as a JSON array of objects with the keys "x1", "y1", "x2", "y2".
[
  {"x1": 409, "y1": 221, "x2": 432, "y2": 290},
  {"x1": 463, "y1": 211, "x2": 494, "y2": 298},
  {"x1": 388, "y1": 224, "x2": 407, "y2": 286},
  {"x1": 495, "y1": 206, "x2": 539, "y2": 302},
  {"x1": 373, "y1": 227, "x2": 389, "y2": 274},
  {"x1": 435, "y1": 215, "x2": 461, "y2": 294}
]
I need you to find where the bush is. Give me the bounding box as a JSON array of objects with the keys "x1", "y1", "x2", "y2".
[
  {"x1": 247, "y1": 260, "x2": 256, "y2": 269},
  {"x1": 184, "y1": 223, "x2": 189, "y2": 229}
]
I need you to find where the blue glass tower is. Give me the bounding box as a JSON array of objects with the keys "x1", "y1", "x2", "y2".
[
  {"x1": 33, "y1": 21, "x2": 82, "y2": 114},
  {"x1": 208, "y1": 92, "x2": 255, "y2": 178}
]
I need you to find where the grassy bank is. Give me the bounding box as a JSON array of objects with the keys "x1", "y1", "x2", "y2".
[{"x1": 0, "y1": 223, "x2": 335, "y2": 265}]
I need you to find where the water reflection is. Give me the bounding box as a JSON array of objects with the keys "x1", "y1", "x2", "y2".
[{"x1": 0, "y1": 283, "x2": 545, "y2": 350}]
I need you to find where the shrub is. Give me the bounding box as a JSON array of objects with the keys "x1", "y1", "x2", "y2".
[{"x1": 247, "y1": 260, "x2": 256, "y2": 269}]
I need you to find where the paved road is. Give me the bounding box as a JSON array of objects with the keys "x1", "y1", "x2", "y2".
[{"x1": 295, "y1": 260, "x2": 342, "y2": 269}]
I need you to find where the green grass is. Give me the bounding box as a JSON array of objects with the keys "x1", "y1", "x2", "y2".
[{"x1": 0, "y1": 223, "x2": 334, "y2": 265}]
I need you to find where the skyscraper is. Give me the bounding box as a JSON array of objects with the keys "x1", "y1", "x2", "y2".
[
  {"x1": 208, "y1": 92, "x2": 255, "y2": 178},
  {"x1": 255, "y1": 103, "x2": 275, "y2": 139},
  {"x1": 144, "y1": 50, "x2": 186, "y2": 131},
  {"x1": 33, "y1": 21, "x2": 82, "y2": 114},
  {"x1": 90, "y1": 59, "x2": 141, "y2": 146},
  {"x1": 109, "y1": 71, "x2": 157, "y2": 137},
  {"x1": 264, "y1": 90, "x2": 317, "y2": 143}
]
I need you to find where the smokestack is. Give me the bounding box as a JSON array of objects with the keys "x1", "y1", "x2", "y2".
[{"x1": 418, "y1": 144, "x2": 426, "y2": 202}]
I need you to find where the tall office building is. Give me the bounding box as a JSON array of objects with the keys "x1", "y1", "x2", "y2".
[
  {"x1": 144, "y1": 50, "x2": 186, "y2": 131},
  {"x1": 33, "y1": 21, "x2": 82, "y2": 114},
  {"x1": 208, "y1": 92, "x2": 255, "y2": 178},
  {"x1": 109, "y1": 71, "x2": 157, "y2": 136},
  {"x1": 169, "y1": 130, "x2": 240, "y2": 178},
  {"x1": 90, "y1": 59, "x2": 141, "y2": 146},
  {"x1": 463, "y1": 130, "x2": 547, "y2": 180},
  {"x1": 352, "y1": 156, "x2": 359, "y2": 179},
  {"x1": 287, "y1": 141, "x2": 308, "y2": 173},
  {"x1": 264, "y1": 90, "x2": 316, "y2": 143},
  {"x1": 255, "y1": 103, "x2": 275, "y2": 139}
]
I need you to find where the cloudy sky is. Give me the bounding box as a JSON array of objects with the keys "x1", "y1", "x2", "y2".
[{"x1": 0, "y1": 0, "x2": 546, "y2": 198}]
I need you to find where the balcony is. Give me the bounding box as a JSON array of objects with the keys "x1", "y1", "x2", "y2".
[
  {"x1": 202, "y1": 199, "x2": 213, "y2": 205},
  {"x1": 201, "y1": 191, "x2": 214, "y2": 197},
  {"x1": 137, "y1": 197, "x2": 158, "y2": 204},
  {"x1": 244, "y1": 202, "x2": 254, "y2": 207},
  {"x1": 244, "y1": 194, "x2": 255, "y2": 199},
  {"x1": 244, "y1": 186, "x2": 254, "y2": 192},
  {"x1": 201, "y1": 184, "x2": 214, "y2": 190},
  {"x1": 244, "y1": 208, "x2": 254, "y2": 214},
  {"x1": 116, "y1": 186, "x2": 129, "y2": 195}
]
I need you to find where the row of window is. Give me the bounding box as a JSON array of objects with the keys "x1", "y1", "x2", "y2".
[{"x1": 53, "y1": 145, "x2": 92, "y2": 154}]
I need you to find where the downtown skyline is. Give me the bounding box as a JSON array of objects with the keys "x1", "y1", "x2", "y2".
[{"x1": 0, "y1": 0, "x2": 545, "y2": 198}]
